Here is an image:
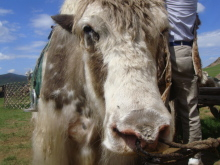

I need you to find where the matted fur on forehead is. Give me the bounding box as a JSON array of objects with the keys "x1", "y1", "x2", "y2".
[{"x1": 73, "y1": 0, "x2": 167, "y2": 39}]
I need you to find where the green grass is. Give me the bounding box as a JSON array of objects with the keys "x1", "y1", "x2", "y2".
[
  {"x1": 0, "y1": 97, "x2": 219, "y2": 164},
  {"x1": 203, "y1": 64, "x2": 220, "y2": 77},
  {"x1": 0, "y1": 98, "x2": 32, "y2": 165},
  {"x1": 1, "y1": 155, "x2": 30, "y2": 165},
  {"x1": 201, "y1": 117, "x2": 220, "y2": 139}
]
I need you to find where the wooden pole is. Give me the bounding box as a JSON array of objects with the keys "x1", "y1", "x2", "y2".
[
  {"x1": 198, "y1": 95, "x2": 220, "y2": 106},
  {"x1": 199, "y1": 87, "x2": 220, "y2": 95}
]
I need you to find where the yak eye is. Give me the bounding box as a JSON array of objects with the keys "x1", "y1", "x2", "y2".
[{"x1": 83, "y1": 25, "x2": 99, "y2": 42}]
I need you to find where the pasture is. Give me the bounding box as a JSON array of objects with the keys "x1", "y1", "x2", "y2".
[
  {"x1": 0, "y1": 98, "x2": 32, "y2": 165},
  {"x1": 203, "y1": 64, "x2": 220, "y2": 77},
  {"x1": 0, "y1": 97, "x2": 219, "y2": 165}
]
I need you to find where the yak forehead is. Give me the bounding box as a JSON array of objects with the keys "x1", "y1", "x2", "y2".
[{"x1": 73, "y1": 0, "x2": 167, "y2": 40}]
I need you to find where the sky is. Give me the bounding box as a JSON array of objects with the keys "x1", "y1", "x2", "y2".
[{"x1": 0, "y1": 0, "x2": 220, "y2": 75}]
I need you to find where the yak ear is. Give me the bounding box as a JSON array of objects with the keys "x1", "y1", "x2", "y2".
[{"x1": 51, "y1": 14, "x2": 74, "y2": 33}]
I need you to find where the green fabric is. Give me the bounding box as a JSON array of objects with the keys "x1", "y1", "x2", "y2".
[{"x1": 32, "y1": 42, "x2": 49, "y2": 100}]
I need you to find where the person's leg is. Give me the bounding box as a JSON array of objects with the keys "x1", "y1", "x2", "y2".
[
  {"x1": 173, "y1": 76, "x2": 201, "y2": 144},
  {"x1": 169, "y1": 45, "x2": 202, "y2": 164}
]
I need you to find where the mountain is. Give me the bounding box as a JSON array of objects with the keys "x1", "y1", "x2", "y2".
[
  {"x1": 206, "y1": 57, "x2": 220, "y2": 68},
  {"x1": 0, "y1": 73, "x2": 27, "y2": 86}
]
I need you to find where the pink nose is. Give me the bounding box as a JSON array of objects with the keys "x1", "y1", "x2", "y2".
[
  {"x1": 111, "y1": 109, "x2": 171, "y2": 151},
  {"x1": 112, "y1": 124, "x2": 170, "y2": 151}
]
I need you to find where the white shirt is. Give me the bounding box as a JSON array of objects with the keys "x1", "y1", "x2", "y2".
[{"x1": 165, "y1": 0, "x2": 198, "y2": 42}]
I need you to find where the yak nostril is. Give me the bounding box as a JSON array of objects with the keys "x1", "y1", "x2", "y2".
[
  {"x1": 111, "y1": 126, "x2": 147, "y2": 149},
  {"x1": 112, "y1": 127, "x2": 118, "y2": 132},
  {"x1": 112, "y1": 126, "x2": 141, "y2": 139}
]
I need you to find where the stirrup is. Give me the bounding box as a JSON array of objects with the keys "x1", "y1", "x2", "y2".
[{"x1": 24, "y1": 89, "x2": 38, "y2": 112}]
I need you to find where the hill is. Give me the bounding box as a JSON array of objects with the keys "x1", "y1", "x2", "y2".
[
  {"x1": 203, "y1": 64, "x2": 220, "y2": 78},
  {"x1": 203, "y1": 57, "x2": 220, "y2": 78},
  {"x1": 0, "y1": 73, "x2": 27, "y2": 86},
  {"x1": 206, "y1": 57, "x2": 220, "y2": 68}
]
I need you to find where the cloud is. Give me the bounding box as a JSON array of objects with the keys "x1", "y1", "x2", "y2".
[
  {"x1": 0, "y1": 8, "x2": 13, "y2": 16},
  {"x1": 0, "y1": 52, "x2": 38, "y2": 61},
  {"x1": 15, "y1": 55, "x2": 39, "y2": 59},
  {"x1": 16, "y1": 41, "x2": 47, "y2": 53},
  {"x1": 197, "y1": 3, "x2": 205, "y2": 13},
  {"x1": 0, "y1": 67, "x2": 2, "y2": 70},
  {"x1": 31, "y1": 14, "x2": 54, "y2": 30},
  {"x1": 208, "y1": 57, "x2": 218, "y2": 60},
  {"x1": 198, "y1": 29, "x2": 220, "y2": 48},
  {"x1": 0, "y1": 52, "x2": 12, "y2": 60},
  {"x1": 8, "y1": 69, "x2": 15, "y2": 73},
  {"x1": 34, "y1": 30, "x2": 48, "y2": 36},
  {"x1": 0, "y1": 21, "x2": 16, "y2": 42},
  {"x1": 198, "y1": 30, "x2": 220, "y2": 67}
]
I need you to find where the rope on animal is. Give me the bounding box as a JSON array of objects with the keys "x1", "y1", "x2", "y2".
[{"x1": 135, "y1": 137, "x2": 220, "y2": 164}]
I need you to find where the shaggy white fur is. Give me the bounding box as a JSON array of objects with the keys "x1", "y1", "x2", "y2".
[{"x1": 32, "y1": 0, "x2": 174, "y2": 165}]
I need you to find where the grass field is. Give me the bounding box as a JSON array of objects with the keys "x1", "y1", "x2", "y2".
[
  {"x1": 203, "y1": 64, "x2": 220, "y2": 77},
  {"x1": 0, "y1": 98, "x2": 219, "y2": 165},
  {"x1": 0, "y1": 98, "x2": 33, "y2": 165}
]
